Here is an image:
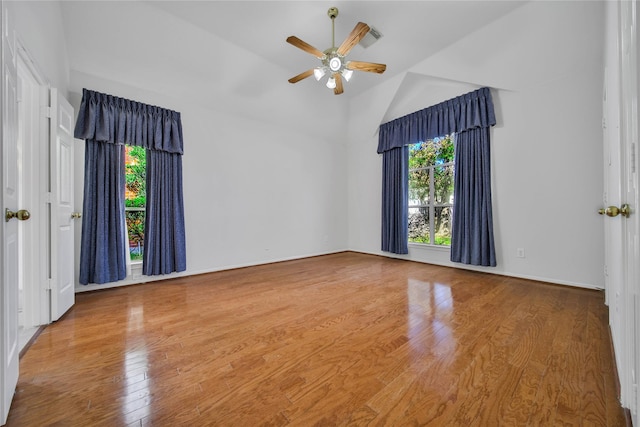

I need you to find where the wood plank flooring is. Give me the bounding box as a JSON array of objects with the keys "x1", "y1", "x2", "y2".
[{"x1": 6, "y1": 252, "x2": 627, "y2": 426}]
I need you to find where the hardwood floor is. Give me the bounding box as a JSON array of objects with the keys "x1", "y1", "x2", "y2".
[{"x1": 6, "y1": 252, "x2": 626, "y2": 426}]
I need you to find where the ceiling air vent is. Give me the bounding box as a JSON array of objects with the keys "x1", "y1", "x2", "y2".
[{"x1": 359, "y1": 26, "x2": 382, "y2": 48}]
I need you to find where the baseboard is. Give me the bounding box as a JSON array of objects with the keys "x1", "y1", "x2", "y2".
[
  {"x1": 76, "y1": 248, "x2": 603, "y2": 293},
  {"x1": 19, "y1": 325, "x2": 45, "y2": 359},
  {"x1": 74, "y1": 249, "x2": 350, "y2": 293},
  {"x1": 348, "y1": 248, "x2": 603, "y2": 290}
]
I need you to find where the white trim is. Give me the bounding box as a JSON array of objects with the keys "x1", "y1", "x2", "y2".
[
  {"x1": 76, "y1": 248, "x2": 603, "y2": 293},
  {"x1": 16, "y1": 39, "x2": 50, "y2": 89},
  {"x1": 16, "y1": 44, "x2": 51, "y2": 329},
  {"x1": 408, "y1": 242, "x2": 451, "y2": 252},
  {"x1": 350, "y1": 249, "x2": 604, "y2": 291},
  {"x1": 74, "y1": 249, "x2": 350, "y2": 293}
]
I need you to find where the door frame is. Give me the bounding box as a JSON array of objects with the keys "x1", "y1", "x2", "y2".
[{"x1": 16, "y1": 39, "x2": 50, "y2": 330}]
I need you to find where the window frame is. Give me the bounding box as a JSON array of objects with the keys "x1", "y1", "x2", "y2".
[
  {"x1": 407, "y1": 136, "x2": 455, "y2": 247},
  {"x1": 124, "y1": 145, "x2": 146, "y2": 264}
]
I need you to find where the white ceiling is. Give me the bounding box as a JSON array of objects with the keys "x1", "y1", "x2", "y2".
[
  {"x1": 60, "y1": 1, "x2": 528, "y2": 99},
  {"x1": 146, "y1": 1, "x2": 527, "y2": 96}
]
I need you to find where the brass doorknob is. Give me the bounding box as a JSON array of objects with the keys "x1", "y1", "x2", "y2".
[
  {"x1": 71, "y1": 212, "x2": 82, "y2": 219},
  {"x1": 598, "y1": 204, "x2": 631, "y2": 218},
  {"x1": 5, "y1": 208, "x2": 30, "y2": 222}
]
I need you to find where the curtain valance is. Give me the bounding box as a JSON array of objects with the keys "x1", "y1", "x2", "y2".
[
  {"x1": 74, "y1": 88, "x2": 184, "y2": 155},
  {"x1": 377, "y1": 87, "x2": 496, "y2": 153}
]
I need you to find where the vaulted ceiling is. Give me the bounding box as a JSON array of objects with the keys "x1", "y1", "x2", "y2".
[
  {"x1": 59, "y1": 1, "x2": 527, "y2": 105},
  {"x1": 145, "y1": 1, "x2": 527, "y2": 97},
  {"x1": 57, "y1": 1, "x2": 523, "y2": 97}
]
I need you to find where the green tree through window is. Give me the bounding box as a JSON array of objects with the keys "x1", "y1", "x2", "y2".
[
  {"x1": 408, "y1": 135, "x2": 454, "y2": 245},
  {"x1": 125, "y1": 146, "x2": 146, "y2": 261}
]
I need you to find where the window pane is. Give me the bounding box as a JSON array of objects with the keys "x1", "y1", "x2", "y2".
[
  {"x1": 434, "y1": 206, "x2": 452, "y2": 246},
  {"x1": 409, "y1": 141, "x2": 436, "y2": 168},
  {"x1": 125, "y1": 146, "x2": 146, "y2": 207},
  {"x1": 126, "y1": 210, "x2": 145, "y2": 260},
  {"x1": 409, "y1": 169, "x2": 430, "y2": 205},
  {"x1": 125, "y1": 146, "x2": 146, "y2": 261},
  {"x1": 434, "y1": 164, "x2": 454, "y2": 204},
  {"x1": 408, "y1": 134, "x2": 454, "y2": 247},
  {"x1": 408, "y1": 207, "x2": 430, "y2": 244}
]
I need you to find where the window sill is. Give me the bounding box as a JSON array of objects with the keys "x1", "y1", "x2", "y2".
[
  {"x1": 129, "y1": 261, "x2": 143, "y2": 279},
  {"x1": 408, "y1": 242, "x2": 451, "y2": 252}
]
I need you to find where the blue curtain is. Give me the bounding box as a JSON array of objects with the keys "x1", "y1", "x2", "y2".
[
  {"x1": 381, "y1": 146, "x2": 409, "y2": 254},
  {"x1": 74, "y1": 89, "x2": 183, "y2": 154},
  {"x1": 378, "y1": 87, "x2": 495, "y2": 152},
  {"x1": 378, "y1": 87, "x2": 496, "y2": 265},
  {"x1": 78, "y1": 141, "x2": 127, "y2": 284},
  {"x1": 450, "y1": 128, "x2": 496, "y2": 266},
  {"x1": 143, "y1": 150, "x2": 187, "y2": 275},
  {"x1": 74, "y1": 89, "x2": 186, "y2": 284}
]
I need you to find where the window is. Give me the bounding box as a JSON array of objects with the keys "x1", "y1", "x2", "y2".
[
  {"x1": 408, "y1": 134, "x2": 454, "y2": 246},
  {"x1": 125, "y1": 146, "x2": 146, "y2": 261}
]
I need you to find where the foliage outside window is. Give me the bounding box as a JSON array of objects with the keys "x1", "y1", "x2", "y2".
[
  {"x1": 408, "y1": 135, "x2": 454, "y2": 246},
  {"x1": 125, "y1": 146, "x2": 146, "y2": 261}
]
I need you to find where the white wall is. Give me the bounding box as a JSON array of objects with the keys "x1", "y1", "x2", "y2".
[
  {"x1": 348, "y1": 1, "x2": 606, "y2": 289},
  {"x1": 69, "y1": 70, "x2": 349, "y2": 292},
  {"x1": 58, "y1": 1, "x2": 350, "y2": 291},
  {"x1": 12, "y1": 1, "x2": 69, "y2": 95},
  {"x1": 12, "y1": 0, "x2": 608, "y2": 291}
]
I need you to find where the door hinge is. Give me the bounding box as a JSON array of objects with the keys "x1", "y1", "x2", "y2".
[
  {"x1": 42, "y1": 106, "x2": 52, "y2": 118},
  {"x1": 44, "y1": 192, "x2": 53, "y2": 204},
  {"x1": 46, "y1": 278, "x2": 53, "y2": 290},
  {"x1": 602, "y1": 116, "x2": 607, "y2": 130}
]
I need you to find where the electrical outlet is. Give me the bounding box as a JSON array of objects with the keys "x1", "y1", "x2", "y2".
[{"x1": 516, "y1": 248, "x2": 525, "y2": 258}]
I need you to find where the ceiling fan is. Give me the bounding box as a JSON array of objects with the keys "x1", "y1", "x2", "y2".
[{"x1": 286, "y1": 7, "x2": 386, "y2": 95}]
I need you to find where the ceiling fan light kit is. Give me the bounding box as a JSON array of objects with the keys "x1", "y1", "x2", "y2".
[{"x1": 286, "y1": 7, "x2": 386, "y2": 95}]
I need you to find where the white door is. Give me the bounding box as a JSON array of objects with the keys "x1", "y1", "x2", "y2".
[
  {"x1": 620, "y1": 0, "x2": 640, "y2": 421},
  {"x1": 631, "y1": 1, "x2": 640, "y2": 419},
  {"x1": 618, "y1": 0, "x2": 639, "y2": 421},
  {"x1": 17, "y1": 46, "x2": 49, "y2": 340},
  {"x1": 49, "y1": 88, "x2": 75, "y2": 321},
  {"x1": 603, "y1": 0, "x2": 626, "y2": 398},
  {"x1": 1, "y1": 0, "x2": 20, "y2": 424},
  {"x1": 603, "y1": 0, "x2": 640, "y2": 422}
]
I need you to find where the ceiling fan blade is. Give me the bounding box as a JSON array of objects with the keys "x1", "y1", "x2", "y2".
[
  {"x1": 286, "y1": 36, "x2": 326, "y2": 58},
  {"x1": 288, "y1": 69, "x2": 315, "y2": 84},
  {"x1": 334, "y1": 73, "x2": 343, "y2": 95},
  {"x1": 346, "y1": 61, "x2": 387, "y2": 74},
  {"x1": 337, "y1": 22, "x2": 370, "y2": 56}
]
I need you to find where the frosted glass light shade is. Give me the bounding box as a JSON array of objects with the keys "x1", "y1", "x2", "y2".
[{"x1": 329, "y1": 57, "x2": 341, "y2": 72}]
